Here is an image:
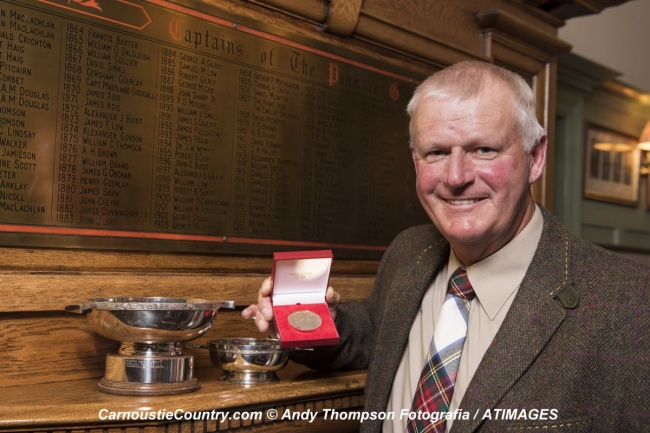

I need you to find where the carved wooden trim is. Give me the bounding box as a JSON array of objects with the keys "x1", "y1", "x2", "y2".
[
  {"x1": 244, "y1": 0, "x2": 328, "y2": 24},
  {"x1": 601, "y1": 80, "x2": 650, "y2": 103},
  {"x1": 529, "y1": 0, "x2": 630, "y2": 20},
  {"x1": 556, "y1": 53, "x2": 620, "y2": 115},
  {"x1": 354, "y1": 15, "x2": 476, "y2": 71},
  {"x1": 246, "y1": 0, "x2": 631, "y2": 29},
  {"x1": 324, "y1": 0, "x2": 364, "y2": 37},
  {"x1": 535, "y1": 63, "x2": 555, "y2": 209},
  {"x1": 476, "y1": 9, "x2": 571, "y2": 58}
]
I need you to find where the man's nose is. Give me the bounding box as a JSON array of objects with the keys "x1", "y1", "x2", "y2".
[{"x1": 445, "y1": 151, "x2": 473, "y2": 188}]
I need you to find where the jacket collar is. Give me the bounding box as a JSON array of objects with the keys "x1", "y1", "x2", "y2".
[
  {"x1": 450, "y1": 207, "x2": 575, "y2": 432},
  {"x1": 364, "y1": 226, "x2": 450, "y2": 413}
]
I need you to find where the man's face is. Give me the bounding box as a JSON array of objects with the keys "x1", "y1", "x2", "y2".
[{"x1": 411, "y1": 83, "x2": 546, "y2": 264}]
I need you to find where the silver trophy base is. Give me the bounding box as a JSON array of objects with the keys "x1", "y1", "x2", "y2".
[
  {"x1": 98, "y1": 343, "x2": 200, "y2": 396},
  {"x1": 98, "y1": 376, "x2": 200, "y2": 396},
  {"x1": 220, "y1": 370, "x2": 280, "y2": 385}
]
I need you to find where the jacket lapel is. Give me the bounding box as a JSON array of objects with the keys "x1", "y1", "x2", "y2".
[
  {"x1": 451, "y1": 211, "x2": 573, "y2": 433},
  {"x1": 365, "y1": 227, "x2": 450, "y2": 412}
]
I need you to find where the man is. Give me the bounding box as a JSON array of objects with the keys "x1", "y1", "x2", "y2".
[{"x1": 243, "y1": 60, "x2": 650, "y2": 432}]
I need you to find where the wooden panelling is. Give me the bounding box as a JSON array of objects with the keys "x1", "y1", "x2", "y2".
[
  {"x1": 0, "y1": 246, "x2": 377, "y2": 311},
  {"x1": 0, "y1": 246, "x2": 376, "y2": 388},
  {"x1": 476, "y1": 9, "x2": 571, "y2": 72},
  {"x1": 0, "y1": 310, "x2": 255, "y2": 387},
  {"x1": 0, "y1": 274, "x2": 374, "y2": 312},
  {"x1": 353, "y1": 14, "x2": 473, "y2": 69},
  {"x1": 0, "y1": 247, "x2": 379, "y2": 274},
  {"x1": 244, "y1": 0, "x2": 328, "y2": 24},
  {"x1": 360, "y1": 0, "x2": 482, "y2": 58}
]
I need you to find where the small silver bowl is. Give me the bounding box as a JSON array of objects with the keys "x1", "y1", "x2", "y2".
[{"x1": 204, "y1": 338, "x2": 290, "y2": 385}]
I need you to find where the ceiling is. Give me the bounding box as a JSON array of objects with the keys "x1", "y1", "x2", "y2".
[{"x1": 558, "y1": 0, "x2": 650, "y2": 93}]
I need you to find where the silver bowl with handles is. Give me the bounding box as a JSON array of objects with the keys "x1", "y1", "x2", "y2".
[
  {"x1": 66, "y1": 297, "x2": 235, "y2": 395},
  {"x1": 71, "y1": 297, "x2": 234, "y2": 345},
  {"x1": 202, "y1": 337, "x2": 290, "y2": 385}
]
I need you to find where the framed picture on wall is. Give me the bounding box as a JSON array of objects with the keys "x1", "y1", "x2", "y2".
[{"x1": 583, "y1": 123, "x2": 640, "y2": 205}]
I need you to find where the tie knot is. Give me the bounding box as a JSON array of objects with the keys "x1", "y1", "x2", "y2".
[{"x1": 448, "y1": 267, "x2": 475, "y2": 300}]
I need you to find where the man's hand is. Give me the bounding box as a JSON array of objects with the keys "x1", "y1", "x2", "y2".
[
  {"x1": 241, "y1": 276, "x2": 275, "y2": 333},
  {"x1": 242, "y1": 276, "x2": 341, "y2": 333}
]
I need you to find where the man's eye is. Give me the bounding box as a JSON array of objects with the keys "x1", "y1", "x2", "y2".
[{"x1": 473, "y1": 147, "x2": 498, "y2": 157}]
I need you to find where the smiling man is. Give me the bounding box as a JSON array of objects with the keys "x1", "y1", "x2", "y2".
[
  {"x1": 244, "y1": 61, "x2": 650, "y2": 433},
  {"x1": 408, "y1": 63, "x2": 546, "y2": 267}
]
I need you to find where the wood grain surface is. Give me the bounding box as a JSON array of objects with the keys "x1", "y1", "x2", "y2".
[{"x1": 0, "y1": 366, "x2": 366, "y2": 432}]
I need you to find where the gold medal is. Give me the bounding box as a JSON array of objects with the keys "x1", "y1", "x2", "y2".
[{"x1": 287, "y1": 310, "x2": 322, "y2": 332}]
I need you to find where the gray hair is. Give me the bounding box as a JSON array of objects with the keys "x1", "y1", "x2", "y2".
[{"x1": 406, "y1": 60, "x2": 546, "y2": 153}]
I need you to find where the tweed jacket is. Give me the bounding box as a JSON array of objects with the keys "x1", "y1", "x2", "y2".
[{"x1": 292, "y1": 207, "x2": 650, "y2": 432}]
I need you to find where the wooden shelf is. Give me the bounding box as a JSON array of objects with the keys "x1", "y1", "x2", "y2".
[{"x1": 0, "y1": 364, "x2": 366, "y2": 432}]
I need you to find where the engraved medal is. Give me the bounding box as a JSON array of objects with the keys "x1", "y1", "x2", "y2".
[{"x1": 287, "y1": 310, "x2": 322, "y2": 332}]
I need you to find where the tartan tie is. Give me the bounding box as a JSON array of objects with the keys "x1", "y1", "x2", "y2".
[{"x1": 406, "y1": 267, "x2": 476, "y2": 433}]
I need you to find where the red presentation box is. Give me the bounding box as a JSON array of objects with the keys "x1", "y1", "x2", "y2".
[{"x1": 271, "y1": 250, "x2": 339, "y2": 349}]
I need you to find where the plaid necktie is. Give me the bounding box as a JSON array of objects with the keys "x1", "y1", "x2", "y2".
[{"x1": 406, "y1": 267, "x2": 476, "y2": 433}]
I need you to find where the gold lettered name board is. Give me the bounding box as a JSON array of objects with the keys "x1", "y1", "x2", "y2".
[{"x1": 0, "y1": 0, "x2": 426, "y2": 257}]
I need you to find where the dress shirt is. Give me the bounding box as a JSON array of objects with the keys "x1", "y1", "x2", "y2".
[{"x1": 384, "y1": 205, "x2": 543, "y2": 433}]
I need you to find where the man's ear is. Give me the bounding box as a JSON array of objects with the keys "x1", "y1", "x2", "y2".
[
  {"x1": 411, "y1": 147, "x2": 420, "y2": 175},
  {"x1": 529, "y1": 135, "x2": 547, "y2": 184}
]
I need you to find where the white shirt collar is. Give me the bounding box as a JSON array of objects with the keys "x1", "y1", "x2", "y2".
[{"x1": 448, "y1": 204, "x2": 544, "y2": 320}]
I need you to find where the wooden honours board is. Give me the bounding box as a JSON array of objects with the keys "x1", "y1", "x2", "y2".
[{"x1": 0, "y1": 0, "x2": 426, "y2": 257}]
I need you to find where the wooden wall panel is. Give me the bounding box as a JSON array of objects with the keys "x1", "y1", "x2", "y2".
[
  {"x1": 0, "y1": 246, "x2": 376, "y2": 388},
  {"x1": 0, "y1": 310, "x2": 261, "y2": 387}
]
